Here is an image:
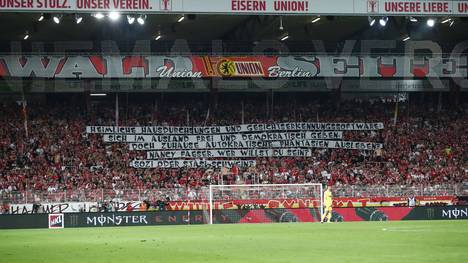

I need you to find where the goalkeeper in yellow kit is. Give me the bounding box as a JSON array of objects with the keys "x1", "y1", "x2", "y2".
[{"x1": 321, "y1": 185, "x2": 333, "y2": 223}]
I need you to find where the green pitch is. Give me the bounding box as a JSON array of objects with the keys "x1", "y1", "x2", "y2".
[{"x1": 1, "y1": 220, "x2": 467, "y2": 263}]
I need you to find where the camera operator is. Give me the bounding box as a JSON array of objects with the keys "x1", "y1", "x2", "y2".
[
  {"x1": 155, "y1": 197, "x2": 169, "y2": 211},
  {"x1": 32, "y1": 203, "x2": 40, "y2": 214},
  {"x1": 140, "y1": 200, "x2": 150, "y2": 211}
]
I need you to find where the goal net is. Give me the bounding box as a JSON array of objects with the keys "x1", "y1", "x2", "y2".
[{"x1": 207, "y1": 184, "x2": 323, "y2": 224}]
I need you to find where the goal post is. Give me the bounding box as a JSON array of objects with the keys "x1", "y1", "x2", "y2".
[
  {"x1": 207, "y1": 183, "x2": 323, "y2": 224},
  {"x1": 209, "y1": 184, "x2": 213, "y2": 225}
]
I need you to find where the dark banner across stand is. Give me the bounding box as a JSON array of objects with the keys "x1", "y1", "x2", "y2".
[{"x1": 1, "y1": 206, "x2": 467, "y2": 229}]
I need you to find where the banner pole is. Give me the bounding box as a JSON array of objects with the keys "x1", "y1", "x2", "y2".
[
  {"x1": 271, "y1": 89, "x2": 274, "y2": 120},
  {"x1": 241, "y1": 100, "x2": 244, "y2": 124},
  {"x1": 115, "y1": 93, "x2": 119, "y2": 127},
  {"x1": 21, "y1": 86, "x2": 28, "y2": 138},
  {"x1": 393, "y1": 88, "x2": 400, "y2": 126}
]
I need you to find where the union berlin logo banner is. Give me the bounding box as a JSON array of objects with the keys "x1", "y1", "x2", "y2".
[
  {"x1": 0, "y1": 54, "x2": 467, "y2": 79},
  {"x1": 1, "y1": 0, "x2": 468, "y2": 16}
]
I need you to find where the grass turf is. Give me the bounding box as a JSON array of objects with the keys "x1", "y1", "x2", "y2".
[{"x1": 1, "y1": 220, "x2": 467, "y2": 263}]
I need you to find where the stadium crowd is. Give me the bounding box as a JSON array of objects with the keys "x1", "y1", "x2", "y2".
[{"x1": 0, "y1": 93, "x2": 466, "y2": 199}]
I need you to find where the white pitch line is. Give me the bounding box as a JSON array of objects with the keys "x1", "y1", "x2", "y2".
[{"x1": 382, "y1": 227, "x2": 429, "y2": 232}]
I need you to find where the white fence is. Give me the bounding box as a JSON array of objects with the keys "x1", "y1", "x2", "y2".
[{"x1": 1, "y1": 183, "x2": 467, "y2": 204}]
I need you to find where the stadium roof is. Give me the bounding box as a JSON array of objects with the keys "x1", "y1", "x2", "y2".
[{"x1": 1, "y1": 14, "x2": 468, "y2": 53}]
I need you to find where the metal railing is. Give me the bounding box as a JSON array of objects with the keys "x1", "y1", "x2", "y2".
[
  {"x1": 332, "y1": 184, "x2": 466, "y2": 198},
  {"x1": 1, "y1": 183, "x2": 466, "y2": 204},
  {"x1": 0, "y1": 188, "x2": 207, "y2": 204}
]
